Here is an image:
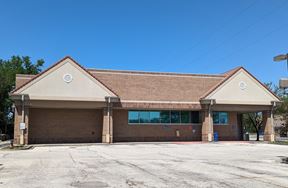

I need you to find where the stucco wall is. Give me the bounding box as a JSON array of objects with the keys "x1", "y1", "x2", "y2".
[
  {"x1": 18, "y1": 60, "x2": 114, "y2": 101},
  {"x1": 207, "y1": 70, "x2": 279, "y2": 105}
]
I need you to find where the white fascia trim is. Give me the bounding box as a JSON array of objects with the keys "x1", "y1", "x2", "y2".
[
  {"x1": 215, "y1": 100, "x2": 273, "y2": 105},
  {"x1": 27, "y1": 95, "x2": 107, "y2": 102}
]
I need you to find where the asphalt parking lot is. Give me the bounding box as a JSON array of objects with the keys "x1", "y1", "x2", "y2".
[{"x1": 0, "y1": 142, "x2": 287, "y2": 188}]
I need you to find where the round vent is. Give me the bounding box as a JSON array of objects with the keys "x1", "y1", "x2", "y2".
[
  {"x1": 63, "y1": 73, "x2": 73, "y2": 83},
  {"x1": 239, "y1": 81, "x2": 247, "y2": 90}
]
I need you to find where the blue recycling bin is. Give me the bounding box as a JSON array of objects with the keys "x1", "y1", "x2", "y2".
[{"x1": 214, "y1": 132, "x2": 219, "y2": 142}]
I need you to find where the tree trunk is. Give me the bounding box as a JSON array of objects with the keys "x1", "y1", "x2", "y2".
[{"x1": 256, "y1": 131, "x2": 260, "y2": 141}]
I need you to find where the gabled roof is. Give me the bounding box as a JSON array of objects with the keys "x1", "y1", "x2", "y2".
[
  {"x1": 13, "y1": 56, "x2": 280, "y2": 104},
  {"x1": 201, "y1": 67, "x2": 242, "y2": 99},
  {"x1": 12, "y1": 56, "x2": 118, "y2": 97},
  {"x1": 202, "y1": 67, "x2": 281, "y2": 103}
]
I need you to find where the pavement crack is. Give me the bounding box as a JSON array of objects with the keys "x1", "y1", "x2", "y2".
[{"x1": 68, "y1": 152, "x2": 76, "y2": 164}]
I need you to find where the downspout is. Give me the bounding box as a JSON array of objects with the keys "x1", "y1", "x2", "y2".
[
  {"x1": 107, "y1": 97, "x2": 111, "y2": 143},
  {"x1": 21, "y1": 95, "x2": 25, "y2": 123},
  {"x1": 20, "y1": 94, "x2": 25, "y2": 145},
  {"x1": 208, "y1": 99, "x2": 215, "y2": 141}
]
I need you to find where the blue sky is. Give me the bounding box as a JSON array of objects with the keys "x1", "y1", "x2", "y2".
[{"x1": 1, "y1": 0, "x2": 288, "y2": 84}]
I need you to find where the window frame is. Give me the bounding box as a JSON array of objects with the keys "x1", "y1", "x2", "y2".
[
  {"x1": 128, "y1": 110, "x2": 202, "y2": 125},
  {"x1": 213, "y1": 111, "x2": 229, "y2": 125}
]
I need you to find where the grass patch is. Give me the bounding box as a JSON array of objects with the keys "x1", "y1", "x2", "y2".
[
  {"x1": 270, "y1": 141, "x2": 288, "y2": 145},
  {"x1": 1, "y1": 145, "x2": 34, "y2": 150}
]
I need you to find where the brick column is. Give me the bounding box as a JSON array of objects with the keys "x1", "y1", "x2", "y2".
[
  {"x1": 102, "y1": 107, "x2": 113, "y2": 143},
  {"x1": 263, "y1": 110, "x2": 275, "y2": 142},
  {"x1": 13, "y1": 105, "x2": 29, "y2": 145},
  {"x1": 13, "y1": 105, "x2": 21, "y2": 144},
  {"x1": 202, "y1": 109, "x2": 213, "y2": 142},
  {"x1": 24, "y1": 107, "x2": 29, "y2": 144}
]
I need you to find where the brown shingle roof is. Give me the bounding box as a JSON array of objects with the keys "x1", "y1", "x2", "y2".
[
  {"x1": 89, "y1": 69, "x2": 225, "y2": 102},
  {"x1": 15, "y1": 57, "x2": 252, "y2": 103}
]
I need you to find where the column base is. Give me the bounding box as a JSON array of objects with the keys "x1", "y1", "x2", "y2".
[
  {"x1": 102, "y1": 134, "x2": 112, "y2": 143},
  {"x1": 202, "y1": 133, "x2": 213, "y2": 142},
  {"x1": 264, "y1": 134, "x2": 275, "y2": 142}
]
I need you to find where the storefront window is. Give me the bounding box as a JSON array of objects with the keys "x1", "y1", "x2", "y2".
[
  {"x1": 128, "y1": 111, "x2": 139, "y2": 123},
  {"x1": 181, "y1": 111, "x2": 190, "y2": 124},
  {"x1": 191, "y1": 111, "x2": 200, "y2": 123},
  {"x1": 128, "y1": 110, "x2": 201, "y2": 125},
  {"x1": 150, "y1": 111, "x2": 161, "y2": 123},
  {"x1": 213, "y1": 112, "x2": 228, "y2": 125},
  {"x1": 139, "y1": 111, "x2": 150, "y2": 123},
  {"x1": 160, "y1": 111, "x2": 170, "y2": 123},
  {"x1": 171, "y1": 111, "x2": 180, "y2": 123}
]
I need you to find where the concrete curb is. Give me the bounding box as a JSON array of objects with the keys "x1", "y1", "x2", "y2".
[{"x1": 29, "y1": 141, "x2": 268, "y2": 147}]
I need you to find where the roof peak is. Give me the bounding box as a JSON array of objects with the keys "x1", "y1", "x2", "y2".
[{"x1": 222, "y1": 66, "x2": 243, "y2": 76}]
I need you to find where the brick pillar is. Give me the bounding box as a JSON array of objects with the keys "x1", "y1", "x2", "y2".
[
  {"x1": 13, "y1": 105, "x2": 29, "y2": 145},
  {"x1": 102, "y1": 107, "x2": 113, "y2": 143},
  {"x1": 202, "y1": 109, "x2": 213, "y2": 142},
  {"x1": 13, "y1": 105, "x2": 21, "y2": 145},
  {"x1": 263, "y1": 110, "x2": 275, "y2": 142},
  {"x1": 24, "y1": 106, "x2": 29, "y2": 144}
]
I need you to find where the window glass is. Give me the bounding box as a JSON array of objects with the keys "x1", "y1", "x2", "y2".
[
  {"x1": 191, "y1": 111, "x2": 200, "y2": 123},
  {"x1": 171, "y1": 111, "x2": 180, "y2": 123},
  {"x1": 181, "y1": 111, "x2": 190, "y2": 123},
  {"x1": 219, "y1": 112, "x2": 228, "y2": 124},
  {"x1": 128, "y1": 111, "x2": 139, "y2": 123},
  {"x1": 128, "y1": 110, "x2": 201, "y2": 124},
  {"x1": 213, "y1": 112, "x2": 228, "y2": 124},
  {"x1": 213, "y1": 112, "x2": 219, "y2": 124},
  {"x1": 139, "y1": 111, "x2": 150, "y2": 123},
  {"x1": 160, "y1": 111, "x2": 170, "y2": 123},
  {"x1": 150, "y1": 111, "x2": 161, "y2": 123}
]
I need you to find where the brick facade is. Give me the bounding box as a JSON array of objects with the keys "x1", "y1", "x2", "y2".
[
  {"x1": 213, "y1": 112, "x2": 241, "y2": 141},
  {"x1": 11, "y1": 57, "x2": 277, "y2": 144},
  {"x1": 13, "y1": 107, "x2": 243, "y2": 144},
  {"x1": 112, "y1": 109, "x2": 240, "y2": 142},
  {"x1": 28, "y1": 108, "x2": 103, "y2": 144}
]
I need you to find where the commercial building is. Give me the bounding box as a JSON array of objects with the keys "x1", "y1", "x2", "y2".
[{"x1": 11, "y1": 56, "x2": 280, "y2": 144}]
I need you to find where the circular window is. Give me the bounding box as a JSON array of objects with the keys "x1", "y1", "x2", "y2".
[
  {"x1": 239, "y1": 81, "x2": 247, "y2": 90},
  {"x1": 63, "y1": 73, "x2": 73, "y2": 83}
]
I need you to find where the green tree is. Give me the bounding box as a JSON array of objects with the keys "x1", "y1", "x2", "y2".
[
  {"x1": 274, "y1": 96, "x2": 288, "y2": 136},
  {"x1": 0, "y1": 56, "x2": 44, "y2": 135},
  {"x1": 242, "y1": 112, "x2": 263, "y2": 141},
  {"x1": 241, "y1": 82, "x2": 283, "y2": 141},
  {"x1": 265, "y1": 82, "x2": 288, "y2": 136}
]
